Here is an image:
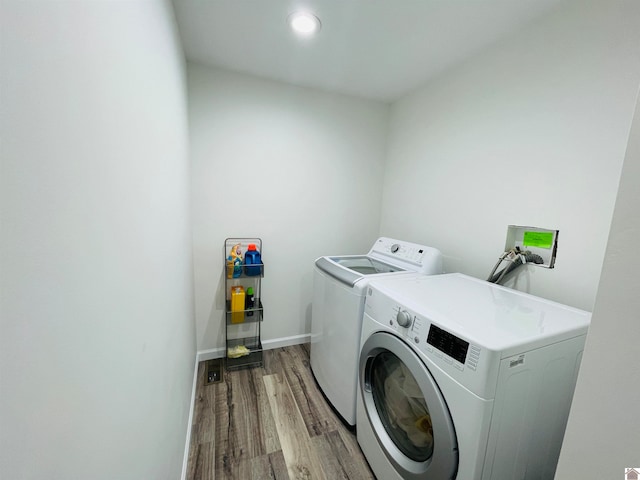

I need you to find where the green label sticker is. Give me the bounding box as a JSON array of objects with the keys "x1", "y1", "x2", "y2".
[{"x1": 523, "y1": 231, "x2": 553, "y2": 249}]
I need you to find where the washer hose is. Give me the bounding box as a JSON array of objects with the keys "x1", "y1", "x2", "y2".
[{"x1": 488, "y1": 249, "x2": 543, "y2": 284}]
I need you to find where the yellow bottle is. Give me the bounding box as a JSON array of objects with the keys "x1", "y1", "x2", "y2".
[{"x1": 230, "y1": 285, "x2": 245, "y2": 324}]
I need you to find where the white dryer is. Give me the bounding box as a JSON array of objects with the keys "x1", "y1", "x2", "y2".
[
  {"x1": 357, "y1": 273, "x2": 591, "y2": 480},
  {"x1": 311, "y1": 237, "x2": 443, "y2": 426}
]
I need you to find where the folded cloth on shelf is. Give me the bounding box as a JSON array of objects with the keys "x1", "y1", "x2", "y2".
[{"x1": 227, "y1": 345, "x2": 250, "y2": 358}]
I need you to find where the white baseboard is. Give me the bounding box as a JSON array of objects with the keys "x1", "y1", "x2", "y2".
[
  {"x1": 196, "y1": 333, "x2": 310, "y2": 363},
  {"x1": 196, "y1": 346, "x2": 226, "y2": 363},
  {"x1": 262, "y1": 333, "x2": 310, "y2": 350},
  {"x1": 180, "y1": 355, "x2": 199, "y2": 480},
  {"x1": 182, "y1": 333, "x2": 310, "y2": 478}
]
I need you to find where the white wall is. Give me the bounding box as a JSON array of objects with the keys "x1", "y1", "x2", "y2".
[
  {"x1": 188, "y1": 64, "x2": 388, "y2": 351},
  {"x1": 556, "y1": 90, "x2": 640, "y2": 478},
  {"x1": 0, "y1": 2, "x2": 195, "y2": 479},
  {"x1": 380, "y1": 0, "x2": 640, "y2": 311}
]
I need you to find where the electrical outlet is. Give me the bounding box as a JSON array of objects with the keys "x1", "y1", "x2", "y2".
[
  {"x1": 205, "y1": 359, "x2": 223, "y2": 385},
  {"x1": 505, "y1": 225, "x2": 558, "y2": 268}
]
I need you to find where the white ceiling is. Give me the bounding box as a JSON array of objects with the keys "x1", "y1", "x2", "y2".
[{"x1": 173, "y1": 0, "x2": 565, "y2": 102}]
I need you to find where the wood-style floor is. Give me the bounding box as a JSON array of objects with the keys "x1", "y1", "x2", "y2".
[{"x1": 186, "y1": 344, "x2": 376, "y2": 480}]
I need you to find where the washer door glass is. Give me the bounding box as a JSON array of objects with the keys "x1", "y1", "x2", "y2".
[
  {"x1": 371, "y1": 351, "x2": 434, "y2": 462},
  {"x1": 360, "y1": 332, "x2": 458, "y2": 480}
]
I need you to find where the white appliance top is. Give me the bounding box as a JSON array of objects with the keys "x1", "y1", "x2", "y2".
[
  {"x1": 367, "y1": 237, "x2": 442, "y2": 274},
  {"x1": 316, "y1": 237, "x2": 443, "y2": 287},
  {"x1": 367, "y1": 273, "x2": 591, "y2": 353}
]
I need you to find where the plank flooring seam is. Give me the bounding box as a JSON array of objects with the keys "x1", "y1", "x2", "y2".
[
  {"x1": 186, "y1": 344, "x2": 374, "y2": 480},
  {"x1": 264, "y1": 373, "x2": 327, "y2": 479}
]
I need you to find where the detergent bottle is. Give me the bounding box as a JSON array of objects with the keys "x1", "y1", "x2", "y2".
[
  {"x1": 245, "y1": 287, "x2": 255, "y2": 317},
  {"x1": 227, "y1": 244, "x2": 243, "y2": 278},
  {"x1": 244, "y1": 243, "x2": 262, "y2": 276},
  {"x1": 230, "y1": 285, "x2": 245, "y2": 324}
]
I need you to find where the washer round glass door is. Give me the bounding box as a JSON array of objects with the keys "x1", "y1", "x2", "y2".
[{"x1": 360, "y1": 332, "x2": 458, "y2": 480}]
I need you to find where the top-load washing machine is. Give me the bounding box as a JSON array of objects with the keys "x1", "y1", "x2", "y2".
[
  {"x1": 311, "y1": 237, "x2": 443, "y2": 426},
  {"x1": 357, "y1": 273, "x2": 591, "y2": 480}
]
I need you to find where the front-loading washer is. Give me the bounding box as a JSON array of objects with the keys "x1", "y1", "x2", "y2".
[
  {"x1": 357, "y1": 273, "x2": 591, "y2": 479},
  {"x1": 310, "y1": 237, "x2": 443, "y2": 426}
]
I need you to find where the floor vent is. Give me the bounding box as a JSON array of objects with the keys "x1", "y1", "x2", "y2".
[{"x1": 205, "y1": 359, "x2": 223, "y2": 385}]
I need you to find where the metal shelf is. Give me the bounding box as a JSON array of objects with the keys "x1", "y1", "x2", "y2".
[
  {"x1": 224, "y1": 238, "x2": 264, "y2": 370},
  {"x1": 226, "y1": 299, "x2": 264, "y2": 325},
  {"x1": 225, "y1": 337, "x2": 263, "y2": 370}
]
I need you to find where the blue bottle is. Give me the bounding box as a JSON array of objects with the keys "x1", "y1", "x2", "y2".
[{"x1": 244, "y1": 244, "x2": 262, "y2": 276}]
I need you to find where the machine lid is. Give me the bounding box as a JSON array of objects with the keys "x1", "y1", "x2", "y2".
[
  {"x1": 315, "y1": 256, "x2": 405, "y2": 287},
  {"x1": 368, "y1": 273, "x2": 591, "y2": 352},
  {"x1": 330, "y1": 256, "x2": 406, "y2": 275},
  {"x1": 315, "y1": 237, "x2": 443, "y2": 287}
]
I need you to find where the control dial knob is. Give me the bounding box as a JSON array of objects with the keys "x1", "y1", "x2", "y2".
[
  {"x1": 396, "y1": 310, "x2": 412, "y2": 328},
  {"x1": 391, "y1": 243, "x2": 400, "y2": 253}
]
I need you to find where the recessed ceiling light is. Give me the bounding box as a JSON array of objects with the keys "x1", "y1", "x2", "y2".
[{"x1": 288, "y1": 11, "x2": 321, "y2": 36}]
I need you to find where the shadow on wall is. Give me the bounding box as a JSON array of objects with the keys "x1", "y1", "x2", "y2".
[
  {"x1": 215, "y1": 269, "x2": 226, "y2": 311},
  {"x1": 305, "y1": 303, "x2": 312, "y2": 333},
  {"x1": 203, "y1": 269, "x2": 227, "y2": 349}
]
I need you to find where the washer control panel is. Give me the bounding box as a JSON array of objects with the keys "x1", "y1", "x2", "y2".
[
  {"x1": 374, "y1": 238, "x2": 427, "y2": 263},
  {"x1": 368, "y1": 237, "x2": 443, "y2": 274},
  {"x1": 386, "y1": 304, "x2": 481, "y2": 374},
  {"x1": 365, "y1": 283, "x2": 503, "y2": 399},
  {"x1": 396, "y1": 309, "x2": 412, "y2": 327},
  {"x1": 427, "y1": 324, "x2": 469, "y2": 365}
]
